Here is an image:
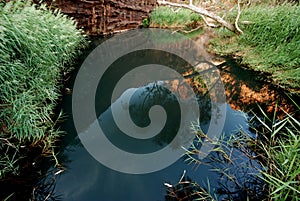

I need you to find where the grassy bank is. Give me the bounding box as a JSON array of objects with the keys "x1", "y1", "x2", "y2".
[
  {"x1": 0, "y1": 0, "x2": 86, "y2": 179},
  {"x1": 210, "y1": 3, "x2": 300, "y2": 91},
  {"x1": 150, "y1": 6, "x2": 202, "y2": 29},
  {"x1": 150, "y1": 4, "x2": 300, "y2": 92}
]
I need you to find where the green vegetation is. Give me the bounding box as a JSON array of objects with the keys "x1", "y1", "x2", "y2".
[
  {"x1": 150, "y1": 3, "x2": 300, "y2": 91},
  {"x1": 210, "y1": 4, "x2": 300, "y2": 90},
  {"x1": 249, "y1": 103, "x2": 300, "y2": 200},
  {"x1": 0, "y1": 0, "x2": 86, "y2": 178},
  {"x1": 150, "y1": 6, "x2": 202, "y2": 28},
  {"x1": 182, "y1": 101, "x2": 300, "y2": 200},
  {"x1": 184, "y1": 122, "x2": 266, "y2": 200},
  {"x1": 142, "y1": 18, "x2": 149, "y2": 28}
]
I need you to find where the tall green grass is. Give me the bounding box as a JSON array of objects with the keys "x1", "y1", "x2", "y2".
[
  {"x1": 211, "y1": 4, "x2": 300, "y2": 90},
  {"x1": 150, "y1": 6, "x2": 202, "y2": 28},
  {"x1": 183, "y1": 104, "x2": 300, "y2": 200},
  {"x1": 249, "y1": 103, "x2": 300, "y2": 200},
  {"x1": 239, "y1": 5, "x2": 300, "y2": 87},
  {"x1": 0, "y1": 0, "x2": 86, "y2": 178}
]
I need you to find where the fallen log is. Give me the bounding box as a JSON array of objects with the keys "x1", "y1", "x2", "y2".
[{"x1": 157, "y1": 0, "x2": 242, "y2": 34}]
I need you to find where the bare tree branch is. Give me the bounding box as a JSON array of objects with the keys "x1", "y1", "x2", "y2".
[
  {"x1": 200, "y1": 15, "x2": 220, "y2": 28},
  {"x1": 157, "y1": 0, "x2": 237, "y2": 33},
  {"x1": 235, "y1": 0, "x2": 244, "y2": 34}
]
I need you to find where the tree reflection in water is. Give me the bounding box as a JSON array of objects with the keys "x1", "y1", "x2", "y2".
[
  {"x1": 127, "y1": 77, "x2": 211, "y2": 149},
  {"x1": 32, "y1": 172, "x2": 62, "y2": 201}
]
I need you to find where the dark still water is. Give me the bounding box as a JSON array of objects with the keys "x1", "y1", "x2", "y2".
[
  {"x1": 35, "y1": 32, "x2": 266, "y2": 201},
  {"x1": 35, "y1": 86, "x2": 264, "y2": 201}
]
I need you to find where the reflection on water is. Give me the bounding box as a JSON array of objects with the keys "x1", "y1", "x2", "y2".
[
  {"x1": 99, "y1": 83, "x2": 181, "y2": 153},
  {"x1": 33, "y1": 35, "x2": 266, "y2": 200},
  {"x1": 35, "y1": 83, "x2": 264, "y2": 200}
]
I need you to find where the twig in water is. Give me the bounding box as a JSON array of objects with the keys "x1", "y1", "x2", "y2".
[{"x1": 179, "y1": 169, "x2": 186, "y2": 183}]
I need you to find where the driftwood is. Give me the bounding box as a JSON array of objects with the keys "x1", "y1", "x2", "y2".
[{"x1": 157, "y1": 0, "x2": 243, "y2": 34}]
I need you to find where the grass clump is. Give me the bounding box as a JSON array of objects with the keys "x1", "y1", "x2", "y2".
[
  {"x1": 249, "y1": 103, "x2": 300, "y2": 200},
  {"x1": 183, "y1": 102, "x2": 300, "y2": 200},
  {"x1": 150, "y1": 6, "x2": 202, "y2": 28},
  {"x1": 183, "y1": 121, "x2": 266, "y2": 200},
  {"x1": 211, "y1": 4, "x2": 300, "y2": 90},
  {"x1": 0, "y1": 0, "x2": 86, "y2": 178}
]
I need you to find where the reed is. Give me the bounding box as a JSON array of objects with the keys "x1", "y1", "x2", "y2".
[
  {"x1": 184, "y1": 100, "x2": 300, "y2": 200},
  {"x1": 0, "y1": 0, "x2": 86, "y2": 178},
  {"x1": 248, "y1": 102, "x2": 300, "y2": 200}
]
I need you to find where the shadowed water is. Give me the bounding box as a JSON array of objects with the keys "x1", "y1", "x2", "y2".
[
  {"x1": 33, "y1": 35, "x2": 266, "y2": 201},
  {"x1": 35, "y1": 81, "x2": 264, "y2": 201}
]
